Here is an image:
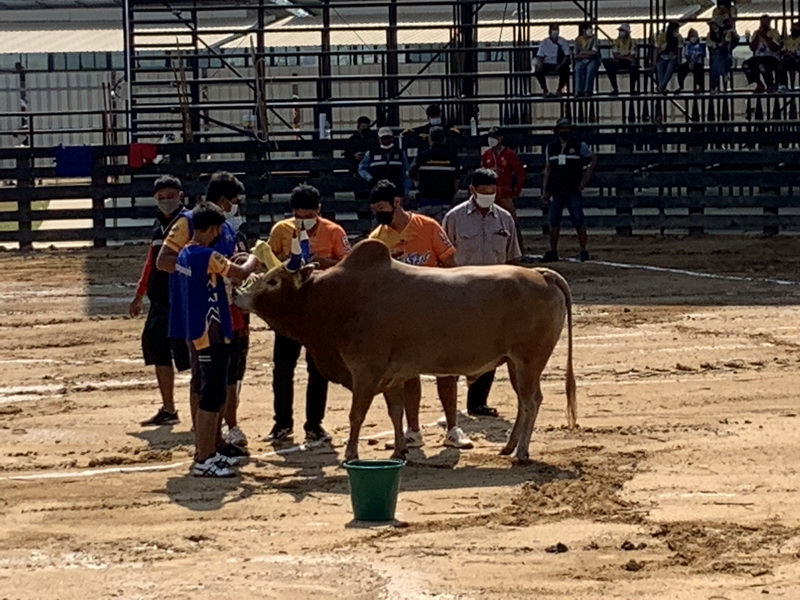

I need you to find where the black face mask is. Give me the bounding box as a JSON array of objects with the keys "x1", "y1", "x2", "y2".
[
  {"x1": 793, "y1": 30, "x2": 800, "y2": 38},
  {"x1": 558, "y1": 131, "x2": 571, "y2": 141},
  {"x1": 375, "y1": 210, "x2": 395, "y2": 225}
]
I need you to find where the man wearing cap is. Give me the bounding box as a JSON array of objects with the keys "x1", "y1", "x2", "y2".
[
  {"x1": 403, "y1": 104, "x2": 461, "y2": 141},
  {"x1": 359, "y1": 127, "x2": 411, "y2": 197},
  {"x1": 442, "y1": 168, "x2": 522, "y2": 418},
  {"x1": 603, "y1": 24, "x2": 640, "y2": 95},
  {"x1": 481, "y1": 126, "x2": 526, "y2": 253},
  {"x1": 541, "y1": 118, "x2": 597, "y2": 263},
  {"x1": 408, "y1": 126, "x2": 462, "y2": 222}
]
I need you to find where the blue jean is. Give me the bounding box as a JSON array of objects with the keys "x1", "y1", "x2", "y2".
[
  {"x1": 548, "y1": 192, "x2": 585, "y2": 228},
  {"x1": 575, "y1": 58, "x2": 601, "y2": 95},
  {"x1": 710, "y1": 53, "x2": 732, "y2": 90},
  {"x1": 657, "y1": 56, "x2": 678, "y2": 90}
]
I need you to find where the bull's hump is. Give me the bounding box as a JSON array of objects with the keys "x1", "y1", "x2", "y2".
[{"x1": 340, "y1": 239, "x2": 393, "y2": 271}]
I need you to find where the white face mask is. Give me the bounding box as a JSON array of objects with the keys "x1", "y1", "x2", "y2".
[
  {"x1": 550, "y1": 30, "x2": 559, "y2": 40},
  {"x1": 474, "y1": 193, "x2": 496, "y2": 209},
  {"x1": 690, "y1": 36, "x2": 699, "y2": 44},
  {"x1": 295, "y1": 217, "x2": 318, "y2": 231},
  {"x1": 487, "y1": 137, "x2": 499, "y2": 148},
  {"x1": 380, "y1": 142, "x2": 393, "y2": 150},
  {"x1": 429, "y1": 117, "x2": 442, "y2": 126},
  {"x1": 223, "y1": 204, "x2": 245, "y2": 231},
  {"x1": 585, "y1": 28, "x2": 594, "y2": 37}
]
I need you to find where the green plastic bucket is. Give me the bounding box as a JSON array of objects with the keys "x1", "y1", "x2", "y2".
[{"x1": 343, "y1": 459, "x2": 406, "y2": 522}]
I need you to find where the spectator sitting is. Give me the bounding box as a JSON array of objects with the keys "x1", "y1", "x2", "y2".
[
  {"x1": 708, "y1": 19, "x2": 735, "y2": 92},
  {"x1": 778, "y1": 22, "x2": 800, "y2": 91},
  {"x1": 655, "y1": 21, "x2": 684, "y2": 93},
  {"x1": 676, "y1": 29, "x2": 706, "y2": 92},
  {"x1": 743, "y1": 15, "x2": 782, "y2": 93},
  {"x1": 534, "y1": 23, "x2": 572, "y2": 97},
  {"x1": 603, "y1": 23, "x2": 640, "y2": 95},
  {"x1": 574, "y1": 22, "x2": 601, "y2": 97}
]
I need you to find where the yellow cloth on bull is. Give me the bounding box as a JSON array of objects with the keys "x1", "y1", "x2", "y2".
[{"x1": 251, "y1": 239, "x2": 282, "y2": 270}]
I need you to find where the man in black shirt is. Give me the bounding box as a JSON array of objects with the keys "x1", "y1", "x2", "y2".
[
  {"x1": 541, "y1": 118, "x2": 597, "y2": 262},
  {"x1": 403, "y1": 104, "x2": 461, "y2": 142},
  {"x1": 345, "y1": 116, "x2": 376, "y2": 232},
  {"x1": 129, "y1": 175, "x2": 191, "y2": 426},
  {"x1": 408, "y1": 126, "x2": 462, "y2": 221}
]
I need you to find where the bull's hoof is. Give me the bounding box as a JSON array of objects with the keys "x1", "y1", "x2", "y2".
[
  {"x1": 499, "y1": 445, "x2": 515, "y2": 456},
  {"x1": 390, "y1": 449, "x2": 408, "y2": 461},
  {"x1": 512, "y1": 456, "x2": 533, "y2": 466}
]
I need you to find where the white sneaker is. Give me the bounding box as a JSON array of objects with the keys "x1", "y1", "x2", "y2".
[
  {"x1": 384, "y1": 428, "x2": 425, "y2": 450},
  {"x1": 444, "y1": 427, "x2": 474, "y2": 449},
  {"x1": 436, "y1": 415, "x2": 448, "y2": 429},
  {"x1": 226, "y1": 426, "x2": 248, "y2": 447},
  {"x1": 192, "y1": 453, "x2": 237, "y2": 477},
  {"x1": 405, "y1": 428, "x2": 425, "y2": 448}
]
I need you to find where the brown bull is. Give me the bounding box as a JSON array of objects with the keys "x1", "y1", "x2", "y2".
[{"x1": 236, "y1": 239, "x2": 576, "y2": 462}]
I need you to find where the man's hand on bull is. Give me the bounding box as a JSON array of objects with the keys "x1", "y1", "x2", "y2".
[{"x1": 128, "y1": 295, "x2": 144, "y2": 318}]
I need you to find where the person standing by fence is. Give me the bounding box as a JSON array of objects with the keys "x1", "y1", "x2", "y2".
[
  {"x1": 481, "y1": 126, "x2": 526, "y2": 254},
  {"x1": 541, "y1": 118, "x2": 597, "y2": 263},
  {"x1": 359, "y1": 127, "x2": 411, "y2": 197},
  {"x1": 130, "y1": 175, "x2": 190, "y2": 428},
  {"x1": 408, "y1": 126, "x2": 462, "y2": 222}
]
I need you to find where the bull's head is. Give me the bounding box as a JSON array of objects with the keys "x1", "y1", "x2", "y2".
[{"x1": 234, "y1": 256, "x2": 317, "y2": 343}]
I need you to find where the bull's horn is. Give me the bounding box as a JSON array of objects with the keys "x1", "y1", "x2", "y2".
[{"x1": 286, "y1": 233, "x2": 303, "y2": 272}]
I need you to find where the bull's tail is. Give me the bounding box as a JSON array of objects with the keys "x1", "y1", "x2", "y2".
[{"x1": 537, "y1": 268, "x2": 578, "y2": 429}]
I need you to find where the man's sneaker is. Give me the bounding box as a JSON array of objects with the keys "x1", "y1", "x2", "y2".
[
  {"x1": 192, "y1": 453, "x2": 237, "y2": 477},
  {"x1": 219, "y1": 442, "x2": 249, "y2": 460},
  {"x1": 226, "y1": 426, "x2": 248, "y2": 447},
  {"x1": 579, "y1": 250, "x2": 591, "y2": 262},
  {"x1": 444, "y1": 427, "x2": 474, "y2": 449},
  {"x1": 140, "y1": 408, "x2": 179, "y2": 427},
  {"x1": 305, "y1": 427, "x2": 332, "y2": 442},
  {"x1": 541, "y1": 250, "x2": 560, "y2": 263},
  {"x1": 385, "y1": 428, "x2": 425, "y2": 450},
  {"x1": 266, "y1": 427, "x2": 293, "y2": 442}
]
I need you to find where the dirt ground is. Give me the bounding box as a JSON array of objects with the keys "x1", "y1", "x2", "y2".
[{"x1": 1, "y1": 234, "x2": 800, "y2": 600}]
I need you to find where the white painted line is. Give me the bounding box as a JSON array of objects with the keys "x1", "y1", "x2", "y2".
[{"x1": 568, "y1": 257, "x2": 800, "y2": 286}]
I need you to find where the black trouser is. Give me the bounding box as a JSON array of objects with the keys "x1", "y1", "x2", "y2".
[
  {"x1": 467, "y1": 370, "x2": 496, "y2": 411},
  {"x1": 603, "y1": 59, "x2": 640, "y2": 92},
  {"x1": 743, "y1": 55, "x2": 779, "y2": 87},
  {"x1": 272, "y1": 334, "x2": 328, "y2": 431},
  {"x1": 197, "y1": 344, "x2": 231, "y2": 413},
  {"x1": 778, "y1": 55, "x2": 800, "y2": 87},
  {"x1": 677, "y1": 61, "x2": 705, "y2": 91},
  {"x1": 535, "y1": 62, "x2": 570, "y2": 93}
]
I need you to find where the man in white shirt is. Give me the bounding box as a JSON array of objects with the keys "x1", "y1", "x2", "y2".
[
  {"x1": 534, "y1": 23, "x2": 572, "y2": 96},
  {"x1": 442, "y1": 168, "x2": 522, "y2": 418}
]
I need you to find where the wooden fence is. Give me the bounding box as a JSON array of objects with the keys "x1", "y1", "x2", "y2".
[{"x1": 0, "y1": 126, "x2": 799, "y2": 250}]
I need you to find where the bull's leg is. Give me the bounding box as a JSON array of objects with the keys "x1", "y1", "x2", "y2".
[
  {"x1": 503, "y1": 360, "x2": 540, "y2": 461},
  {"x1": 345, "y1": 385, "x2": 376, "y2": 462},
  {"x1": 500, "y1": 362, "x2": 523, "y2": 455},
  {"x1": 383, "y1": 385, "x2": 408, "y2": 460},
  {"x1": 517, "y1": 380, "x2": 544, "y2": 460}
]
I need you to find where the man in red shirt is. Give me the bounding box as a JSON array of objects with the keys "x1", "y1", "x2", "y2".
[{"x1": 481, "y1": 127, "x2": 526, "y2": 253}]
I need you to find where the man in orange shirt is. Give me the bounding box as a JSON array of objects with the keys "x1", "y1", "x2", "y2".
[
  {"x1": 369, "y1": 180, "x2": 473, "y2": 450},
  {"x1": 481, "y1": 127, "x2": 526, "y2": 253},
  {"x1": 266, "y1": 184, "x2": 351, "y2": 442}
]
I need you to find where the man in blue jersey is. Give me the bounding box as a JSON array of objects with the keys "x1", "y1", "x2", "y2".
[{"x1": 170, "y1": 202, "x2": 259, "y2": 477}]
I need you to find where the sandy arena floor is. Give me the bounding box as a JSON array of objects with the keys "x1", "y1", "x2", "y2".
[{"x1": 1, "y1": 235, "x2": 800, "y2": 599}]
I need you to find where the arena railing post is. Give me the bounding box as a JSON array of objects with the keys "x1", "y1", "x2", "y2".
[
  {"x1": 687, "y1": 140, "x2": 705, "y2": 237},
  {"x1": 91, "y1": 150, "x2": 108, "y2": 248},
  {"x1": 16, "y1": 149, "x2": 33, "y2": 252},
  {"x1": 615, "y1": 139, "x2": 634, "y2": 237}
]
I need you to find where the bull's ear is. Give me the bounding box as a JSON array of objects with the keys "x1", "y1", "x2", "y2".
[{"x1": 298, "y1": 263, "x2": 317, "y2": 284}]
